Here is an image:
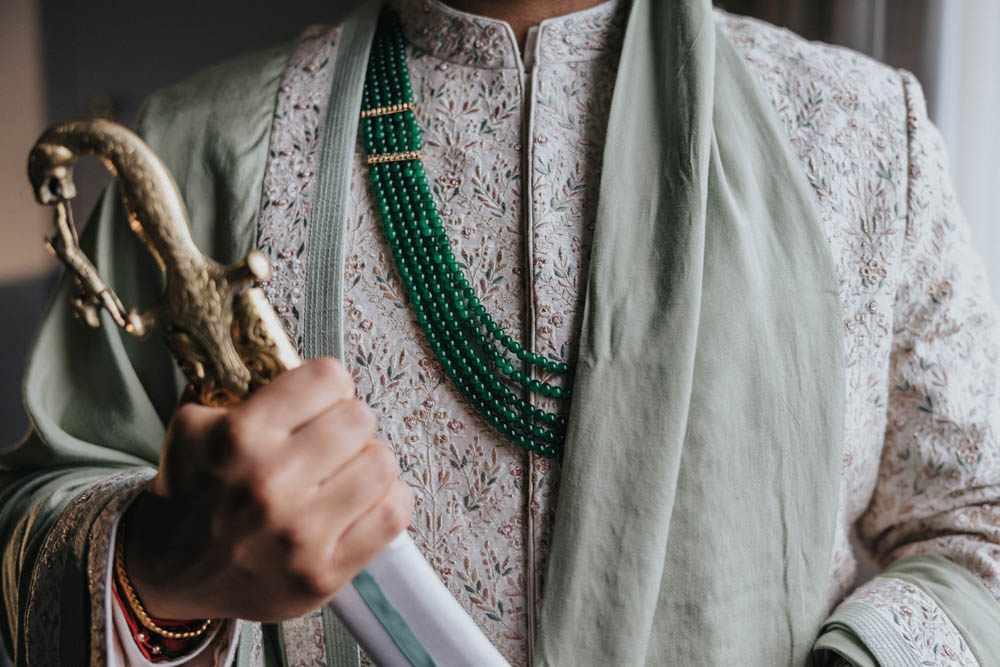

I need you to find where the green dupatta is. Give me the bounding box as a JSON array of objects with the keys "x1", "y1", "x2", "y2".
[{"x1": 534, "y1": 0, "x2": 844, "y2": 663}]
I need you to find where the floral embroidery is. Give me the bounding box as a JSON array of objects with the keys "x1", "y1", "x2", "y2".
[
  {"x1": 859, "y1": 74, "x2": 1000, "y2": 602},
  {"x1": 343, "y1": 2, "x2": 629, "y2": 662},
  {"x1": 279, "y1": 609, "x2": 328, "y2": 667},
  {"x1": 536, "y1": 3, "x2": 629, "y2": 63},
  {"x1": 723, "y1": 13, "x2": 999, "y2": 667},
  {"x1": 525, "y1": 3, "x2": 628, "y2": 622},
  {"x1": 396, "y1": 0, "x2": 520, "y2": 69},
  {"x1": 849, "y1": 577, "x2": 978, "y2": 666},
  {"x1": 26, "y1": 470, "x2": 152, "y2": 666}
]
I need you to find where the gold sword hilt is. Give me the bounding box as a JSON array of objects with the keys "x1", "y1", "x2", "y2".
[{"x1": 28, "y1": 118, "x2": 300, "y2": 407}]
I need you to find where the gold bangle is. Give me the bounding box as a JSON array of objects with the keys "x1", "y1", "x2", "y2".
[{"x1": 114, "y1": 528, "x2": 214, "y2": 640}]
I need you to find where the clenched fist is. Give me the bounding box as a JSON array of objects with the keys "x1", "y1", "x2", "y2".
[{"x1": 122, "y1": 358, "x2": 414, "y2": 622}]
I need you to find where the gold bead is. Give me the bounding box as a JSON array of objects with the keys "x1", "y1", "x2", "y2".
[
  {"x1": 114, "y1": 529, "x2": 214, "y2": 641},
  {"x1": 366, "y1": 150, "x2": 422, "y2": 165},
  {"x1": 359, "y1": 101, "x2": 415, "y2": 119}
]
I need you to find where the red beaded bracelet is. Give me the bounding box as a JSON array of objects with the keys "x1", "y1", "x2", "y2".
[{"x1": 112, "y1": 560, "x2": 210, "y2": 661}]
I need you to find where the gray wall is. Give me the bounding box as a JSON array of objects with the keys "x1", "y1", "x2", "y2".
[{"x1": 2, "y1": 0, "x2": 358, "y2": 443}]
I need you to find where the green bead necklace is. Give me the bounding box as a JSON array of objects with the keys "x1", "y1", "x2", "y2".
[{"x1": 360, "y1": 9, "x2": 572, "y2": 457}]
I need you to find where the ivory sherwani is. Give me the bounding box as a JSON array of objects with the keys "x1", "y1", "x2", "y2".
[
  {"x1": 258, "y1": 2, "x2": 630, "y2": 662},
  {"x1": 3, "y1": 0, "x2": 1000, "y2": 665}
]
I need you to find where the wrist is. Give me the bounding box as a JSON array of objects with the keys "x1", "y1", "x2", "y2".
[
  {"x1": 122, "y1": 489, "x2": 212, "y2": 620},
  {"x1": 112, "y1": 560, "x2": 212, "y2": 660}
]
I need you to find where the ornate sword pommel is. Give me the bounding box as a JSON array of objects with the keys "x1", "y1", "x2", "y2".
[
  {"x1": 28, "y1": 143, "x2": 79, "y2": 204},
  {"x1": 28, "y1": 118, "x2": 300, "y2": 407}
]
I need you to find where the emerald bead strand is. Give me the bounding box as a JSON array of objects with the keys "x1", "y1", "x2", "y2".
[{"x1": 360, "y1": 10, "x2": 573, "y2": 457}]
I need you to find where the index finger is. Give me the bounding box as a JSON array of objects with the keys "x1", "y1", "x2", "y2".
[{"x1": 233, "y1": 357, "x2": 355, "y2": 435}]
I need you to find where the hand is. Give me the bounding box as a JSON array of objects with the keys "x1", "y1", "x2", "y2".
[{"x1": 122, "y1": 358, "x2": 414, "y2": 622}]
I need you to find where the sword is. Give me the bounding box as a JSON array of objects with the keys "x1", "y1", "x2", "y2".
[{"x1": 29, "y1": 118, "x2": 508, "y2": 667}]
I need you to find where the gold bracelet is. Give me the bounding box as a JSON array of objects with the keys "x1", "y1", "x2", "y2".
[{"x1": 114, "y1": 528, "x2": 214, "y2": 640}]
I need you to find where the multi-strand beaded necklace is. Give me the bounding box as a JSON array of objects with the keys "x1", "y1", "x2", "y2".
[{"x1": 359, "y1": 10, "x2": 572, "y2": 457}]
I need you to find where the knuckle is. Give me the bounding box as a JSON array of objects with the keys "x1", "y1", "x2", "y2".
[
  {"x1": 290, "y1": 562, "x2": 336, "y2": 598},
  {"x1": 229, "y1": 540, "x2": 256, "y2": 573},
  {"x1": 379, "y1": 485, "x2": 413, "y2": 535},
  {"x1": 220, "y1": 413, "x2": 255, "y2": 460},
  {"x1": 275, "y1": 521, "x2": 309, "y2": 552},
  {"x1": 169, "y1": 403, "x2": 213, "y2": 448},
  {"x1": 172, "y1": 402, "x2": 203, "y2": 430},
  {"x1": 342, "y1": 399, "x2": 377, "y2": 434},
  {"x1": 366, "y1": 444, "x2": 400, "y2": 486},
  {"x1": 310, "y1": 358, "x2": 352, "y2": 391},
  {"x1": 244, "y1": 469, "x2": 280, "y2": 520}
]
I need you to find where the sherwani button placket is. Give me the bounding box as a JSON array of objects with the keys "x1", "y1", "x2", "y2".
[{"x1": 517, "y1": 23, "x2": 540, "y2": 663}]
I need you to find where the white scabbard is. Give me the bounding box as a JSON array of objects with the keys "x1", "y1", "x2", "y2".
[{"x1": 328, "y1": 533, "x2": 510, "y2": 667}]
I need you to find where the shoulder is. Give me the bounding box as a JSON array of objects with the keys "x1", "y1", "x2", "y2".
[
  {"x1": 135, "y1": 33, "x2": 303, "y2": 163},
  {"x1": 714, "y1": 9, "x2": 908, "y2": 118},
  {"x1": 713, "y1": 11, "x2": 925, "y2": 367},
  {"x1": 713, "y1": 9, "x2": 917, "y2": 233},
  {"x1": 714, "y1": 9, "x2": 913, "y2": 171},
  {"x1": 127, "y1": 26, "x2": 343, "y2": 262}
]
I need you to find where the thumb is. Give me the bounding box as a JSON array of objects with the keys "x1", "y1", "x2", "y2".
[{"x1": 159, "y1": 400, "x2": 228, "y2": 482}]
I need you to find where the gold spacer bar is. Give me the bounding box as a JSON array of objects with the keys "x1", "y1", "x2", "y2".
[
  {"x1": 366, "y1": 150, "x2": 422, "y2": 165},
  {"x1": 360, "y1": 102, "x2": 415, "y2": 118}
]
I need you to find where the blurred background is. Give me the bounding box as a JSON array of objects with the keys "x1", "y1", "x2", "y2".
[{"x1": 1, "y1": 0, "x2": 998, "y2": 662}]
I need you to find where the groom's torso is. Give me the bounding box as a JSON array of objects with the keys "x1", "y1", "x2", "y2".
[{"x1": 249, "y1": 2, "x2": 912, "y2": 663}]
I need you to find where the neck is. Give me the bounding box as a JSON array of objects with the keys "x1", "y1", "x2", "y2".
[{"x1": 444, "y1": 0, "x2": 605, "y2": 50}]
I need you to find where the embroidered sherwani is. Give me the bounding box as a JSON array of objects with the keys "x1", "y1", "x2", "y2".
[
  {"x1": 258, "y1": 3, "x2": 630, "y2": 663},
  {"x1": 3, "y1": 1, "x2": 1000, "y2": 666}
]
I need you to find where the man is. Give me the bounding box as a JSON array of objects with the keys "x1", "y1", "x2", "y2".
[{"x1": 3, "y1": 0, "x2": 1000, "y2": 665}]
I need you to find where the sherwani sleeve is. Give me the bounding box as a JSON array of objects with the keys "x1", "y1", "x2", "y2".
[
  {"x1": 109, "y1": 574, "x2": 240, "y2": 667},
  {"x1": 0, "y1": 176, "x2": 241, "y2": 665},
  {"x1": 814, "y1": 72, "x2": 1000, "y2": 666},
  {"x1": 0, "y1": 37, "x2": 293, "y2": 665}
]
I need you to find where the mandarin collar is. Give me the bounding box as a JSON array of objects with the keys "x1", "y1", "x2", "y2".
[{"x1": 393, "y1": 0, "x2": 631, "y2": 69}]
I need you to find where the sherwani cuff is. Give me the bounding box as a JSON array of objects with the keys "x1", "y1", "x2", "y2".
[
  {"x1": 812, "y1": 627, "x2": 877, "y2": 667},
  {"x1": 110, "y1": 599, "x2": 239, "y2": 666},
  {"x1": 107, "y1": 508, "x2": 241, "y2": 667},
  {"x1": 815, "y1": 602, "x2": 921, "y2": 667},
  {"x1": 17, "y1": 469, "x2": 153, "y2": 664},
  {"x1": 814, "y1": 555, "x2": 1000, "y2": 666}
]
